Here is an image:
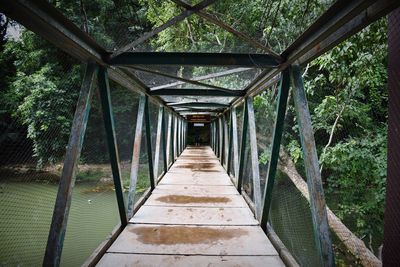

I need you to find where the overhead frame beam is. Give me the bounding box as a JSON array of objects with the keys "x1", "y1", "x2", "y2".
[
  {"x1": 110, "y1": 52, "x2": 280, "y2": 68},
  {"x1": 150, "y1": 88, "x2": 245, "y2": 97},
  {"x1": 168, "y1": 102, "x2": 229, "y2": 108},
  {"x1": 151, "y1": 67, "x2": 252, "y2": 90},
  {"x1": 126, "y1": 65, "x2": 235, "y2": 91}
]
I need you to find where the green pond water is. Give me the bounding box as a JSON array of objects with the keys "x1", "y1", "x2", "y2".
[{"x1": 0, "y1": 182, "x2": 120, "y2": 267}]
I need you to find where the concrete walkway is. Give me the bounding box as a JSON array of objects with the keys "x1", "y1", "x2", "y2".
[{"x1": 97, "y1": 146, "x2": 285, "y2": 266}]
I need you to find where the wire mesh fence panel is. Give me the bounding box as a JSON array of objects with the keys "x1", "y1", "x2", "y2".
[
  {"x1": 236, "y1": 102, "x2": 245, "y2": 165},
  {"x1": 166, "y1": 111, "x2": 173, "y2": 167},
  {"x1": 301, "y1": 17, "x2": 389, "y2": 265},
  {"x1": 51, "y1": 1, "x2": 152, "y2": 51},
  {"x1": 268, "y1": 101, "x2": 323, "y2": 266},
  {"x1": 209, "y1": 0, "x2": 335, "y2": 54},
  {"x1": 148, "y1": 100, "x2": 160, "y2": 166},
  {"x1": 241, "y1": 126, "x2": 254, "y2": 200},
  {"x1": 109, "y1": 80, "x2": 140, "y2": 207},
  {"x1": 61, "y1": 79, "x2": 120, "y2": 266},
  {"x1": 137, "y1": 122, "x2": 151, "y2": 196},
  {"x1": 0, "y1": 23, "x2": 82, "y2": 266},
  {"x1": 254, "y1": 85, "x2": 278, "y2": 201}
]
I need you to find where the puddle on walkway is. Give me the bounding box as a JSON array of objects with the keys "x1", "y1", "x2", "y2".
[
  {"x1": 155, "y1": 195, "x2": 231, "y2": 204},
  {"x1": 130, "y1": 226, "x2": 247, "y2": 245}
]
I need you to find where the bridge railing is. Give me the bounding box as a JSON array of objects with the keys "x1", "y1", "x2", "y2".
[
  {"x1": 210, "y1": 18, "x2": 392, "y2": 264},
  {"x1": 0, "y1": 22, "x2": 188, "y2": 266}
]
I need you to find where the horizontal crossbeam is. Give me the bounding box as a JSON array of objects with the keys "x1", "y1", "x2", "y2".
[
  {"x1": 126, "y1": 66, "x2": 234, "y2": 91},
  {"x1": 151, "y1": 67, "x2": 252, "y2": 90},
  {"x1": 110, "y1": 52, "x2": 280, "y2": 68},
  {"x1": 150, "y1": 88, "x2": 244, "y2": 97},
  {"x1": 168, "y1": 102, "x2": 229, "y2": 108}
]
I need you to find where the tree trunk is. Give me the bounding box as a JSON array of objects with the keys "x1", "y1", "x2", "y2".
[{"x1": 278, "y1": 150, "x2": 382, "y2": 267}]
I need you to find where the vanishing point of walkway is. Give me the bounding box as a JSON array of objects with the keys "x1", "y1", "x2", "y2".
[{"x1": 97, "y1": 146, "x2": 285, "y2": 266}]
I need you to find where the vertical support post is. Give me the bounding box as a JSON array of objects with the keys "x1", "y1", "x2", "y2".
[
  {"x1": 176, "y1": 118, "x2": 179, "y2": 155},
  {"x1": 177, "y1": 118, "x2": 181, "y2": 155},
  {"x1": 144, "y1": 96, "x2": 156, "y2": 190},
  {"x1": 213, "y1": 122, "x2": 216, "y2": 151},
  {"x1": 383, "y1": 8, "x2": 400, "y2": 266},
  {"x1": 183, "y1": 121, "x2": 187, "y2": 148},
  {"x1": 179, "y1": 119, "x2": 182, "y2": 153},
  {"x1": 44, "y1": 64, "x2": 96, "y2": 266},
  {"x1": 127, "y1": 95, "x2": 146, "y2": 218},
  {"x1": 161, "y1": 108, "x2": 168, "y2": 174},
  {"x1": 166, "y1": 113, "x2": 172, "y2": 167},
  {"x1": 219, "y1": 115, "x2": 225, "y2": 163},
  {"x1": 211, "y1": 122, "x2": 214, "y2": 150},
  {"x1": 237, "y1": 99, "x2": 249, "y2": 193},
  {"x1": 223, "y1": 114, "x2": 229, "y2": 168},
  {"x1": 215, "y1": 120, "x2": 218, "y2": 154},
  {"x1": 171, "y1": 116, "x2": 176, "y2": 161},
  {"x1": 261, "y1": 69, "x2": 290, "y2": 228},
  {"x1": 153, "y1": 106, "x2": 163, "y2": 179},
  {"x1": 215, "y1": 120, "x2": 219, "y2": 156},
  {"x1": 232, "y1": 108, "x2": 240, "y2": 178},
  {"x1": 247, "y1": 97, "x2": 262, "y2": 220},
  {"x1": 180, "y1": 119, "x2": 182, "y2": 152},
  {"x1": 227, "y1": 109, "x2": 234, "y2": 175},
  {"x1": 97, "y1": 66, "x2": 127, "y2": 225},
  {"x1": 291, "y1": 65, "x2": 334, "y2": 266},
  {"x1": 218, "y1": 117, "x2": 223, "y2": 159},
  {"x1": 183, "y1": 120, "x2": 186, "y2": 149}
]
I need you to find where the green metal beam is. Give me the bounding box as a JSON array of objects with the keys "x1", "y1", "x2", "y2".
[
  {"x1": 161, "y1": 108, "x2": 168, "y2": 174},
  {"x1": 97, "y1": 66, "x2": 128, "y2": 224},
  {"x1": 291, "y1": 65, "x2": 334, "y2": 266},
  {"x1": 260, "y1": 69, "x2": 290, "y2": 228},
  {"x1": 144, "y1": 95, "x2": 156, "y2": 190},
  {"x1": 127, "y1": 95, "x2": 145, "y2": 218},
  {"x1": 44, "y1": 64, "x2": 96, "y2": 266},
  {"x1": 110, "y1": 52, "x2": 280, "y2": 68},
  {"x1": 237, "y1": 99, "x2": 249, "y2": 193},
  {"x1": 169, "y1": 102, "x2": 229, "y2": 108},
  {"x1": 150, "y1": 88, "x2": 244, "y2": 97},
  {"x1": 153, "y1": 106, "x2": 164, "y2": 180}
]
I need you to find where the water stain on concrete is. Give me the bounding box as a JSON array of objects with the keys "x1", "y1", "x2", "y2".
[
  {"x1": 155, "y1": 195, "x2": 231, "y2": 204},
  {"x1": 130, "y1": 226, "x2": 247, "y2": 245},
  {"x1": 175, "y1": 163, "x2": 217, "y2": 169}
]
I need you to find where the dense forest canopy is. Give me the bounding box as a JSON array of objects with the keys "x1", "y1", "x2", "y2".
[{"x1": 0, "y1": 0, "x2": 387, "y2": 262}]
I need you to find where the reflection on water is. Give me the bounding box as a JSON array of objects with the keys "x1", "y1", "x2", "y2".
[{"x1": 0, "y1": 182, "x2": 119, "y2": 266}]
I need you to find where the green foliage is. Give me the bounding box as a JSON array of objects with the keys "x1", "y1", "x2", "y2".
[
  {"x1": 322, "y1": 129, "x2": 386, "y2": 238},
  {"x1": 9, "y1": 66, "x2": 79, "y2": 166},
  {"x1": 0, "y1": 0, "x2": 389, "y2": 258}
]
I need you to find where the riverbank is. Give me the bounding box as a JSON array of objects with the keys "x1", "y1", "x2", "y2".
[{"x1": 0, "y1": 162, "x2": 151, "y2": 193}]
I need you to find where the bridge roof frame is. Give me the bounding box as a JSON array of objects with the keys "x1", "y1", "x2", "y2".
[{"x1": 0, "y1": 0, "x2": 398, "y2": 118}]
